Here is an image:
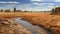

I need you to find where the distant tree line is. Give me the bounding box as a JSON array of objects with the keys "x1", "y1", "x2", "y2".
[
  {"x1": 0, "y1": 7, "x2": 33, "y2": 12},
  {"x1": 0, "y1": 7, "x2": 22, "y2": 12},
  {"x1": 51, "y1": 6, "x2": 60, "y2": 15},
  {"x1": 1, "y1": 6, "x2": 60, "y2": 13}
]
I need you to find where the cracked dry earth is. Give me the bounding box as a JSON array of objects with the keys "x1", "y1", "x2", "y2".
[{"x1": 0, "y1": 19, "x2": 32, "y2": 34}]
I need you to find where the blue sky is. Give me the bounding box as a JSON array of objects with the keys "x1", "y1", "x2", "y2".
[{"x1": 0, "y1": 0, "x2": 60, "y2": 11}]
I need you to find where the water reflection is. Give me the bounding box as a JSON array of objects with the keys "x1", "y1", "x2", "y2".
[{"x1": 13, "y1": 18, "x2": 49, "y2": 34}]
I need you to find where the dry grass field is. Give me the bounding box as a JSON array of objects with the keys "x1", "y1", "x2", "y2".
[
  {"x1": 0, "y1": 12, "x2": 60, "y2": 27},
  {"x1": 20, "y1": 12, "x2": 60, "y2": 34},
  {"x1": 0, "y1": 12, "x2": 60, "y2": 34}
]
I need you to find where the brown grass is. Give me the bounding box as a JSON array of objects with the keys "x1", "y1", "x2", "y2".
[
  {"x1": 0, "y1": 12, "x2": 60, "y2": 27},
  {"x1": 0, "y1": 12, "x2": 60, "y2": 34}
]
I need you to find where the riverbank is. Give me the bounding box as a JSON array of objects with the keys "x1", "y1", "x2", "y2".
[
  {"x1": 0, "y1": 18, "x2": 32, "y2": 34},
  {"x1": 21, "y1": 14, "x2": 60, "y2": 34},
  {"x1": 0, "y1": 12, "x2": 60, "y2": 34}
]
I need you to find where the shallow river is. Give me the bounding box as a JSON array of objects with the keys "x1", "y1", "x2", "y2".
[{"x1": 12, "y1": 18, "x2": 50, "y2": 34}]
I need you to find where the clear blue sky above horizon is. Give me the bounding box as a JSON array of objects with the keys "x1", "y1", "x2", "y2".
[{"x1": 0, "y1": 0, "x2": 60, "y2": 11}]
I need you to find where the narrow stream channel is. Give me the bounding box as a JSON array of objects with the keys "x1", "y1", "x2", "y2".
[{"x1": 12, "y1": 18, "x2": 50, "y2": 34}]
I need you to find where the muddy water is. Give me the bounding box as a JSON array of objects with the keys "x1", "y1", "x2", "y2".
[{"x1": 13, "y1": 18, "x2": 49, "y2": 34}]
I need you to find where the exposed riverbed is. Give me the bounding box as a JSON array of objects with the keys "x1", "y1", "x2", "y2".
[{"x1": 12, "y1": 18, "x2": 50, "y2": 34}]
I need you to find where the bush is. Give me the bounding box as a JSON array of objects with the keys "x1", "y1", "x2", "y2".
[{"x1": 51, "y1": 6, "x2": 60, "y2": 15}]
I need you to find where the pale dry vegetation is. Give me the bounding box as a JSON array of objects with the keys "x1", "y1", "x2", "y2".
[
  {"x1": 0, "y1": 7, "x2": 60, "y2": 34},
  {"x1": 0, "y1": 19, "x2": 32, "y2": 34},
  {"x1": 21, "y1": 13, "x2": 60, "y2": 34},
  {"x1": 0, "y1": 11, "x2": 60, "y2": 34}
]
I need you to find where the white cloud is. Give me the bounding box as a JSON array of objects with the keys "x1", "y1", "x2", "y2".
[
  {"x1": 55, "y1": 0, "x2": 60, "y2": 2},
  {"x1": 8, "y1": 2, "x2": 19, "y2": 4},
  {"x1": 47, "y1": 3, "x2": 55, "y2": 6},
  {"x1": 31, "y1": 0, "x2": 42, "y2": 2},
  {"x1": 32, "y1": 2, "x2": 39, "y2": 5},
  {"x1": 16, "y1": 4, "x2": 54, "y2": 11},
  {"x1": 32, "y1": 2, "x2": 56, "y2": 6},
  {"x1": 0, "y1": 1, "x2": 19, "y2": 4}
]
